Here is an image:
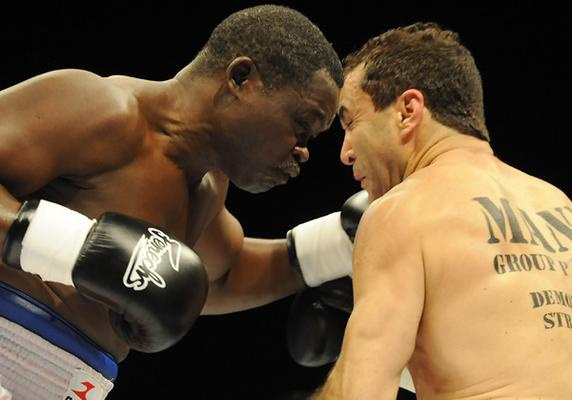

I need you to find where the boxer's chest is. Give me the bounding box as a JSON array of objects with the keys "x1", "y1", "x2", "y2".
[{"x1": 28, "y1": 156, "x2": 222, "y2": 246}]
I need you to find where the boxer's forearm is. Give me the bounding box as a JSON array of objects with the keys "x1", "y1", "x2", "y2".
[
  {"x1": 311, "y1": 356, "x2": 401, "y2": 400},
  {"x1": 201, "y1": 237, "x2": 305, "y2": 315}
]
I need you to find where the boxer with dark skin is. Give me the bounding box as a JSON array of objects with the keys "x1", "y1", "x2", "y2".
[
  {"x1": 0, "y1": 4, "x2": 341, "y2": 365},
  {"x1": 313, "y1": 22, "x2": 572, "y2": 399}
]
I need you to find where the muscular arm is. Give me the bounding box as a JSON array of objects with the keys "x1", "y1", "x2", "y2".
[
  {"x1": 0, "y1": 69, "x2": 139, "y2": 247},
  {"x1": 313, "y1": 198, "x2": 425, "y2": 399},
  {"x1": 197, "y1": 206, "x2": 305, "y2": 315}
]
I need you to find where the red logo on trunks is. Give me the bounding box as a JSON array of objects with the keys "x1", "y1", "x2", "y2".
[{"x1": 72, "y1": 381, "x2": 95, "y2": 400}]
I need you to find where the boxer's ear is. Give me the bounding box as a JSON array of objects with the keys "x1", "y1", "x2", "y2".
[
  {"x1": 226, "y1": 56, "x2": 262, "y2": 95},
  {"x1": 396, "y1": 89, "x2": 424, "y2": 144}
]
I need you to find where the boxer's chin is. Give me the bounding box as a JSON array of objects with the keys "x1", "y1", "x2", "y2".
[{"x1": 234, "y1": 171, "x2": 288, "y2": 193}]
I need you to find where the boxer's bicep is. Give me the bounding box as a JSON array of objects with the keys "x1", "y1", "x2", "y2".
[
  {"x1": 317, "y1": 199, "x2": 424, "y2": 399},
  {"x1": 0, "y1": 120, "x2": 60, "y2": 194},
  {"x1": 0, "y1": 69, "x2": 140, "y2": 195},
  {"x1": 195, "y1": 206, "x2": 245, "y2": 282}
]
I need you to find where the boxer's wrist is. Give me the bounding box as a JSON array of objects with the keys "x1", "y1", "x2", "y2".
[
  {"x1": 287, "y1": 212, "x2": 353, "y2": 287},
  {"x1": 17, "y1": 200, "x2": 95, "y2": 285},
  {"x1": 2, "y1": 199, "x2": 38, "y2": 269},
  {"x1": 286, "y1": 229, "x2": 308, "y2": 287}
]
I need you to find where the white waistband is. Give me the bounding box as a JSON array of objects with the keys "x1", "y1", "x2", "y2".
[{"x1": 0, "y1": 316, "x2": 113, "y2": 400}]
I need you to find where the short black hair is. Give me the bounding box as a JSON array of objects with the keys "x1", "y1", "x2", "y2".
[
  {"x1": 344, "y1": 22, "x2": 489, "y2": 141},
  {"x1": 193, "y1": 5, "x2": 343, "y2": 91}
]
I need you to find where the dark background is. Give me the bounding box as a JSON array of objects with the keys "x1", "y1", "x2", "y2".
[{"x1": 1, "y1": 1, "x2": 569, "y2": 399}]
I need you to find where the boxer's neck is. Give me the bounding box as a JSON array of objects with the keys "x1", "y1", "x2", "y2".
[
  {"x1": 403, "y1": 123, "x2": 493, "y2": 180},
  {"x1": 133, "y1": 76, "x2": 227, "y2": 188}
]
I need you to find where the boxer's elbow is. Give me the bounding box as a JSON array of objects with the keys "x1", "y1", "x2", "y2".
[
  {"x1": 200, "y1": 269, "x2": 261, "y2": 315},
  {"x1": 200, "y1": 272, "x2": 234, "y2": 315}
]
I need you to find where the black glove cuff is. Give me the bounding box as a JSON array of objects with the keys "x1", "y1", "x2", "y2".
[
  {"x1": 2, "y1": 199, "x2": 40, "y2": 268},
  {"x1": 286, "y1": 229, "x2": 309, "y2": 288}
]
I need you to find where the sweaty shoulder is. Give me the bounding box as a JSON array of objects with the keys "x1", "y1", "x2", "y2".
[
  {"x1": 357, "y1": 181, "x2": 423, "y2": 247},
  {"x1": 0, "y1": 69, "x2": 143, "y2": 194}
]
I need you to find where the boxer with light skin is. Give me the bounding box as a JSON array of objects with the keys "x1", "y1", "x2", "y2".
[
  {"x1": 312, "y1": 22, "x2": 572, "y2": 399},
  {"x1": 0, "y1": 6, "x2": 346, "y2": 399}
]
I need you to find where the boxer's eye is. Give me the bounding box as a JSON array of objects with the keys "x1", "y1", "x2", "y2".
[
  {"x1": 337, "y1": 106, "x2": 353, "y2": 130},
  {"x1": 340, "y1": 118, "x2": 353, "y2": 130},
  {"x1": 296, "y1": 119, "x2": 310, "y2": 133},
  {"x1": 295, "y1": 120, "x2": 312, "y2": 146}
]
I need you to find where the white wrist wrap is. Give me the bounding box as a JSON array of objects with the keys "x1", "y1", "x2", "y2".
[
  {"x1": 292, "y1": 212, "x2": 353, "y2": 287},
  {"x1": 400, "y1": 368, "x2": 415, "y2": 392},
  {"x1": 20, "y1": 200, "x2": 96, "y2": 286}
]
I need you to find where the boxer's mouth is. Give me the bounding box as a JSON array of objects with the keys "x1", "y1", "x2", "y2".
[{"x1": 278, "y1": 160, "x2": 300, "y2": 178}]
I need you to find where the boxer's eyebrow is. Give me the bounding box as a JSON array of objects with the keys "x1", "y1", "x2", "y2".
[{"x1": 299, "y1": 108, "x2": 328, "y2": 137}]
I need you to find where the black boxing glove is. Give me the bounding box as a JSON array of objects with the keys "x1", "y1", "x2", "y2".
[
  {"x1": 339, "y1": 189, "x2": 368, "y2": 242},
  {"x1": 317, "y1": 275, "x2": 354, "y2": 314},
  {"x1": 286, "y1": 276, "x2": 353, "y2": 367},
  {"x1": 286, "y1": 190, "x2": 368, "y2": 286},
  {"x1": 286, "y1": 282, "x2": 350, "y2": 367},
  {"x1": 2, "y1": 199, "x2": 208, "y2": 353}
]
